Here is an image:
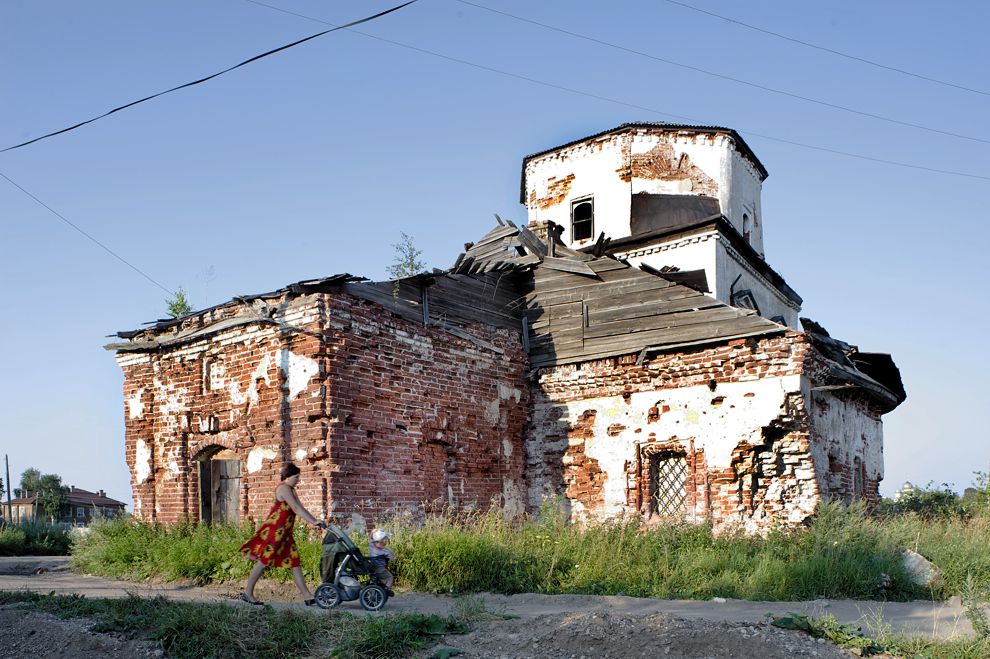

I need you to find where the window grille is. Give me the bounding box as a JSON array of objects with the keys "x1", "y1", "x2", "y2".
[{"x1": 649, "y1": 453, "x2": 688, "y2": 517}]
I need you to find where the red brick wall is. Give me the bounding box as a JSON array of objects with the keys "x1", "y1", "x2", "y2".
[
  {"x1": 115, "y1": 291, "x2": 527, "y2": 525},
  {"x1": 323, "y1": 294, "x2": 529, "y2": 521}
]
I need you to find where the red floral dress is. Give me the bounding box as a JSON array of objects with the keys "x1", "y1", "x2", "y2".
[{"x1": 239, "y1": 499, "x2": 301, "y2": 568}]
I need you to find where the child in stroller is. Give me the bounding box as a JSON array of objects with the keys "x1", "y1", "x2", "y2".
[{"x1": 313, "y1": 524, "x2": 391, "y2": 611}]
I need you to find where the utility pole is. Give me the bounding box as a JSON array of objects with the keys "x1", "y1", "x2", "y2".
[{"x1": 4, "y1": 454, "x2": 11, "y2": 522}]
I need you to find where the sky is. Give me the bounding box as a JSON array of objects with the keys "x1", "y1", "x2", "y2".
[{"x1": 1, "y1": 1, "x2": 988, "y2": 507}]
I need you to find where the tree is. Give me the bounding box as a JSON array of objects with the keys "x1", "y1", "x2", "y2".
[
  {"x1": 19, "y1": 468, "x2": 67, "y2": 522},
  {"x1": 166, "y1": 286, "x2": 192, "y2": 318},
  {"x1": 18, "y1": 467, "x2": 41, "y2": 497},
  {"x1": 36, "y1": 474, "x2": 67, "y2": 522},
  {"x1": 387, "y1": 232, "x2": 426, "y2": 297},
  {"x1": 387, "y1": 232, "x2": 426, "y2": 281}
]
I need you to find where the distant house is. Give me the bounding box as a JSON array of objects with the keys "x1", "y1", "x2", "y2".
[{"x1": 7, "y1": 486, "x2": 126, "y2": 524}]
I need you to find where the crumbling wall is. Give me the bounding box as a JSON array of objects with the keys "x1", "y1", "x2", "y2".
[
  {"x1": 323, "y1": 294, "x2": 528, "y2": 522},
  {"x1": 527, "y1": 333, "x2": 824, "y2": 531},
  {"x1": 116, "y1": 291, "x2": 528, "y2": 525},
  {"x1": 117, "y1": 297, "x2": 328, "y2": 523},
  {"x1": 806, "y1": 389, "x2": 884, "y2": 506}
]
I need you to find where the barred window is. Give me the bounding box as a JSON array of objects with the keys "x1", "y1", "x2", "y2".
[{"x1": 649, "y1": 452, "x2": 688, "y2": 517}]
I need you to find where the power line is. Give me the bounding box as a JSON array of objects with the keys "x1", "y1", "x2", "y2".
[
  {"x1": 454, "y1": 0, "x2": 990, "y2": 146},
  {"x1": 661, "y1": 0, "x2": 990, "y2": 98},
  {"x1": 0, "y1": 1, "x2": 417, "y2": 153},
  {"x1": 0, "y1": 171, "x2": 176, "y2": 295},
  {"x1": 242, "y1": 0, "x2": 990, "y2": 182}
]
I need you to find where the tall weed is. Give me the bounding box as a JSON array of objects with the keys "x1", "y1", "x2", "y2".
[{"x1": 0, "y1": 520, "x2": 71, "y2": 556}]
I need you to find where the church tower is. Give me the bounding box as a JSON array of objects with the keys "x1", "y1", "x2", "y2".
[{"x1": 521, "y1": 123, "x2": 801, "y2": 326}]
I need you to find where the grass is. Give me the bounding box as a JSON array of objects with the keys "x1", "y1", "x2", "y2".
[
  {"x1": 70, "y1": 501, "x2": 990, "y2": 603},
  {"x1": 71, "y1": 518, "x2": 322, "y2": 584},
  {"x1": 0, "y1": 520, "x2": 72, "y2": 556},
  {"x1": 774, "y1": 612, "x2": 990, "y2": 659},
  {"x1": 0, "y1": 590, "x2": 479, "y2": 659}
]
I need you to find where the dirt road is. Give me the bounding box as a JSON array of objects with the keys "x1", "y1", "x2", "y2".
[{"x1": 0, "y1": 556, "x2": 976, "y2": 658}]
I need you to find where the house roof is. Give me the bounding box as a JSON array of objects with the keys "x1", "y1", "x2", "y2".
[
  {"x1": 8, "y1": 488, "x2": 126, "y2": 508},
  {"x1": 519, "y1": 122, "x2": 769, "y2": 203},
  {"x1": 65, "y1": 487, "x2": 127, "y2": 508}
]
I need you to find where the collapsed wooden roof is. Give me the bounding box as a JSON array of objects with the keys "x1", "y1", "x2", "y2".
[{"x1": 106, "y1": 218, "x2": 903, "y2": 411}]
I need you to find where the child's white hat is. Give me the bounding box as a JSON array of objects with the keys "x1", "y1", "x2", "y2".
[{"x1": 371, "y1": 529, "x2": 392, "y2": 542}]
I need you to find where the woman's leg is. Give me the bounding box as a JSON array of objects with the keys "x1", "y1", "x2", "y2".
[
  {"x1": 244, "y1": 560, "x2": 267, "y2": 599},
  {"x1": 291, "y1": 566, "x2": 313, "y2": 600}
]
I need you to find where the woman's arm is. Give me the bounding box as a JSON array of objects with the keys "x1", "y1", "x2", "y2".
[{"x1": 276, "y1": 484, "x2": 321, "y2": 526}]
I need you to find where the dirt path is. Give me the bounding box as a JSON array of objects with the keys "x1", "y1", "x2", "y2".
[{"x1": 0, "y1": 556, "x2": 976, "y2": 658}]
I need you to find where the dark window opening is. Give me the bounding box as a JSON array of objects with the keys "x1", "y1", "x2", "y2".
[
  {"x1": 730, "y1": 289, "x2": 761, "y2": 315},
  {"x1": 742, "y1": 213, "x2": 751, "y2": 243},
  {"x1": 571, "y1": 198, "x2": 594, "y2": 241},
  {"x1": 853, "y1": 457, "x2": 864, "y2": 499},
  {"x1": 648, "y1": 452, "x2": 688, "y2": 517}
]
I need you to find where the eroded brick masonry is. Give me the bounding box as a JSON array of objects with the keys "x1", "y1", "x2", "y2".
[{"x1": 110, "y1": 123, "x2": 904, "y2": 532}]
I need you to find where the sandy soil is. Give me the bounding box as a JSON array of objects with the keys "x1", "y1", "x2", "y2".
[
  {"x1": 0, "y1": 605, "x2": 161, "y2": 659},
  {"x1": 431, "y1": 610, "x2": 853, "y2": 659}
]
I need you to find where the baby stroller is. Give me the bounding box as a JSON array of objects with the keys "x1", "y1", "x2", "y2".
[{"x1": 313, "y1": 524, "x2": 390, "y2": 611}]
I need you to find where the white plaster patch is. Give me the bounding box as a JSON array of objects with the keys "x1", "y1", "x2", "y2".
[
  {"x1": 498, "y1": 383, "x2": 521, "y2": 402},
  {"x1": 135, "y1": 439, "x2": 152, "y2": 483},
  {"x1": 247, "y1": 447, "x2": 278, "y2": 474},
  {"x1": 502, "y1": 479, "x2": 524, "y2": 518},
  {"x1": 484, "y1": 399, "x2": 501, "y2": 426},
  {"x1": 280, "y1": 350, "x2": 319, "y2": 401},
  {"x1": 294, "y1": 448, "x2": 307, "y2": 461},
  {"x1": 560, "y1": 375, "x2": 803, "y2": 516},
  {"x1": 502, "y1": 438, "x2": 513, "y2": 458},
  {"x1": 228, "y1": 380, "x2": 247, "y2": 406},
  {"x1": 126, "y1": 389, "x2": 145, "y2": 420},
  {"x1": 249, "y1": 353, "x2": 273, "y2": 402}
]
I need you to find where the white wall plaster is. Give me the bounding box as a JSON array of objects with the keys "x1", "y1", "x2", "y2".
[
  {"x1": 807, "y1": 387, "x2": 883, "y2": 493},
  {"x1": 484, "y1": 399, "x2": 501, "y2": 426},
  {"x1": 498, "y1": 383, "x2": 522, "y2": 402},
  {"x1": 547, "y1": 375, "x2": 802, "y2": 517},
  {"x1": 126, "y1": 389, "x2": 145, "y2": 420},
  {"x1": 279, "y1": 350, "x2": 319, "y2": 401},
  {"x1": 135, "y1": 439, "x2": 152, "y2": 483},
  {"x1": 294, "y1": 448, "x2": 307, "y2": 461},
  {"x1": 247, "y1": 447, "x2": 278, "y2": 474}
]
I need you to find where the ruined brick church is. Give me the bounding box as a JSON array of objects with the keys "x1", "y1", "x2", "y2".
[{"x1": 107, "y1": 124, "x2": 905, "y2": 532}]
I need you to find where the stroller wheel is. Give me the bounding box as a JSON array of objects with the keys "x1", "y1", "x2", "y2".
[
  {"x1": 314, "y1": 584, "x2": 341, "y2": 610},
  {"x1": 359, "y1": 584, "x2": 387, "y2": 611}
]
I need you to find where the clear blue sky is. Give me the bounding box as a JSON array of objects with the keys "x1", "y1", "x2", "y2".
[{"x1": 2, "y1": 1, "x2": 987, "y2": 506}]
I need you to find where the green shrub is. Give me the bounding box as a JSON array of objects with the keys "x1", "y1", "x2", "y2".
[
  {"x1": 0, "y1": 520, "x2": 71, "y2": 556},
  {"x1": 71, "y1": 517, "x2": 323, "y2": 584}
]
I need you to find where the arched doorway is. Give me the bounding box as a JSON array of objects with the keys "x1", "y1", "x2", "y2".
[{"x1": 197, "y1": 448, "x2": 241, "y2": 524}]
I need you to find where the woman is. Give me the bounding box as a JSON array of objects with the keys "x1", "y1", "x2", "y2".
[{"x1": 239, "y1": 462, "x2": 325, "y2": 606}]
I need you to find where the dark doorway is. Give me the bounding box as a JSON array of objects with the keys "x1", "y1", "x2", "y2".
[{"x1": 198, "y1": 448, "x2": 241, "y2": 524}]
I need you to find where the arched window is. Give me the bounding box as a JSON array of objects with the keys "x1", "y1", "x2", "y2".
[
  {"x1": 571, "y1": 197, "x2": 594, "y2": 241},
  {"x1": 742, "y1": 213, "x2": 751, "y2": 244}
]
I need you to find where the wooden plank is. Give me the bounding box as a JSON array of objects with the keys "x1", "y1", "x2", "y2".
[
  {"x1": 517, "y1": 224, "x2": 548, "y2": 257},
  {"x1": 586, "y1": 296, "x2": 719, "y2": 325},
  {"x1": 541, "y1": 256, "x2": 600, "y2": 277},
  {"x1": 587, "y1": 258, "x2": 629, "y2": 273},
  {"x1": 583, "y1": 307, "x2": 748, "y2": 340}
]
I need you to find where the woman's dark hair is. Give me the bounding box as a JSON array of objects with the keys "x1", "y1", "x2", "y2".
[{"x1": 280, "y1": 463, "x2": 301, "y2": 481}]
